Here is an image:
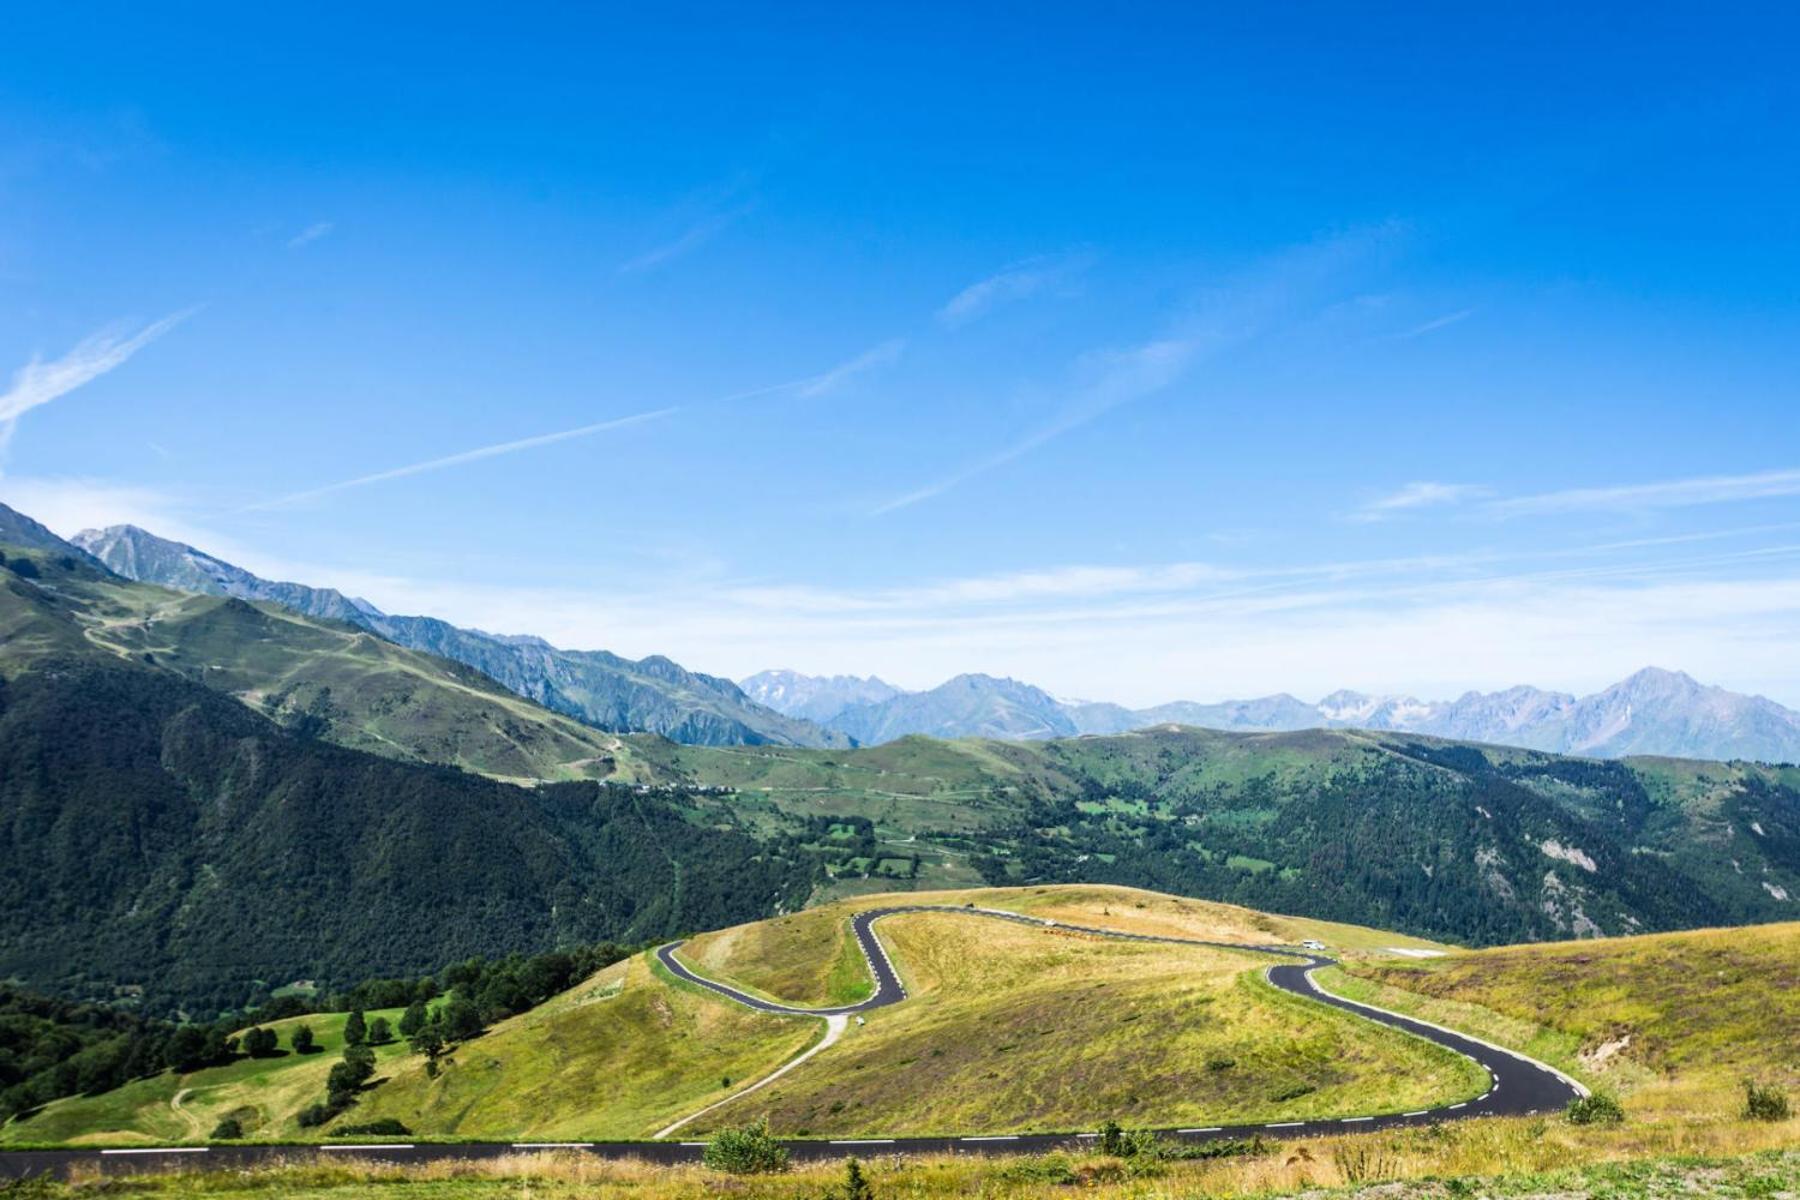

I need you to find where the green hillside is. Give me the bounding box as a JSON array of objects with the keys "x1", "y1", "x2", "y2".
[
  {"x1": 10, "y1": 886, "x2": 1480, "y2": 1145},
  {"x1": 0, "y1": 540, "x2": 635, "y2": 783}
]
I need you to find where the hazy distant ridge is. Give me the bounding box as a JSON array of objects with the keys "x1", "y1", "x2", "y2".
[{"x1": 747, "y1": 667, "x2": 1800, "y2": 762}]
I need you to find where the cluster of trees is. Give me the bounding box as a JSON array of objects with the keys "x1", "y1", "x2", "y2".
[
  {"x1": 0, "y1": 986, "x2": 238, "y2": 1121},
  {"x1": 1, "y1": 939, "x2": 643, "y2": 1125}
]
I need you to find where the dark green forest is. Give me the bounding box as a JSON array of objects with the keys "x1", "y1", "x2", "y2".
[
  {"x1": 0, "y1": 657, "x2": 817, "y2": 1017},
  {"x1": 966, "y1": 733, "x2": 1800, "y2": 945}
]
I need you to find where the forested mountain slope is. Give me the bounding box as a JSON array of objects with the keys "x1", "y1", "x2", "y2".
[
  {"x1": 0, "y1": 550, "x2": 816, "y2": 1015},
  {"x1": 653, "y1": 726, "x2": 1800, "y2": 945}
]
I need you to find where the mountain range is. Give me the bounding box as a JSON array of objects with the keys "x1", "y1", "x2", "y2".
[
  {"x1": 745, "y1": 668, "x2": 1800, "y2": 762},
  {"x1": 13, "y1": 502, "x2": 1800, "y2": 764},
  {"x1": 1, "y1": 507, "x2": 1796, "y2": 1015},
  {"x1": 72, "y1": 521, "x2": 846, "y2": 749}
]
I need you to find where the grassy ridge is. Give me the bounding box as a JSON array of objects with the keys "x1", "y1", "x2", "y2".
[
  {"x1": 683, "y1": 908, "x2": 1483, "y2": 1137},
  {"x1": 682, "y1": 885, "x2": 1451, "y2": 1008}
]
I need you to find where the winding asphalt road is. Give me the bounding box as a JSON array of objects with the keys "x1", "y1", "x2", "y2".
[{"x1": 0, "y1": 904, "x2": 1583, "y2": 1180}]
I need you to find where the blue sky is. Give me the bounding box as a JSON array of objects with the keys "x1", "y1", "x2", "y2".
[{"x1": 4, "y1": 3, "x2": 1800, "y2": 705}]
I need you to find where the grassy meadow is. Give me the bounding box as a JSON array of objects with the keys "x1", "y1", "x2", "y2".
[
  {"x1": 0, "y1": 1008, "x2": 409, "y2": 1148},
  {"x1": 682, "y1": 908, "x2": 1484, "y2": 1137},
  {"x1": 1328, "y1": 919, "x2": 1800, "y2": 1123}
]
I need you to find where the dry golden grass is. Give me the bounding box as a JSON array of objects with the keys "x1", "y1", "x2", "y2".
[{"x1": 1334, "y1": 919, "x2": 1800, "y2": 1125}]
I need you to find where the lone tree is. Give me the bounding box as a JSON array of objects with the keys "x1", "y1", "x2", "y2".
[
  {"x1": 291, "y1": 1024, "x2": 316, "y2": 1054},
  {"x1": 409, "y1": 1027, "x2": 447, "y2": 1078},
  {"x1": 343, "y1": 1009, "x2": 368, "y2": 1046},
  {"x1": 368, "y1": 1016, "x2": 393, "y2": 1045},
  {"x1": 398, "y1": 999, "x2": 428, "y2": 1038}
]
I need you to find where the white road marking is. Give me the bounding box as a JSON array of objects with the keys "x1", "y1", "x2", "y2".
[
  {"x1": 830, "y1": 1139, "x2": 895, "y2": 1145},
  {"x1": 101, "y1": 1148, "x2": 210, "y2": 1155},
  {"x1": 322, "y1": 1144, "x2": 415, "y2": 1151},
  {"x1": 679, "y1": 1140, "x2": 708, "y2": 1146},
  {"x1": 1448, "y1": 1102, "x2": 1467, "y2": 1110},
  {"x1": 1265, "y1": 1121, "x2": 1304, "y2": 1128},
  {"x1": 1076, "y1": 1133, "x2": 1100, "y2": 1139},
  {"x1": 1340, "y1": 1116, "x2": 1373, "y2": 1123},
  {"x1": 961, "y1": 1135, "x2": 1019, "y2": 1141},
  {"x1": 1177, "y1": 1126, "x2": 1222, "y2": 1133},
  {"x1": 1403, "y1": 1110, "x2": 1429, "y2": 1117},
  {"x1": 512, "y1": 1142, "x2": 594, "y2": 1148}
]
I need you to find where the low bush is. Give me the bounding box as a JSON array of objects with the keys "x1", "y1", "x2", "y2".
[
  {"x1": 334, "y1": 1118, "x2": 412, "y2": 1136},
  {"x1": 295, "y1": 1103, "x2": 335, "y2": 1128},
  {"x1": 995, "y1": 1153, "x2": 1078, "y2": 1185},
  {"x1": 208, "y1": 1117, "x2": 242, "y2": 1140},
  {"x1": 1566, "y1": 1092, "x2": 1626, "y2": 1125},
  {"x1": 1097, "y1": 1120, "x2": 1159, "y2": 1158},
  {"x1": 703, "y1": 1119, "x2": 789, "y2": 1174},
  {"x1": 1743, "y1": 1080, "x2": 1791, "y2": 1122}
]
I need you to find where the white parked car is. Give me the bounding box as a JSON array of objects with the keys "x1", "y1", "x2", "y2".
[{"x1": 1301, "y1": 939, "x2": 1327, "y2": 951}]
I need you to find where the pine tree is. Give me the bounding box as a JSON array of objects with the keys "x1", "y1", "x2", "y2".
[{"x1": 343, "y1": 1008, "x2": 367, "y2": 1046}]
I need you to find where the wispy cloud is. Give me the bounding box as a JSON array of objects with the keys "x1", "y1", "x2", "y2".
[
  {"x1": 1347, "y1": 480, "x2": 1491, "y2": 522},
  {"x1": 937, "y1": 253, "x2": 1089, "y2": 327},
  {"x1": 617, "y1": 207, "x2": 749, "y2": 275},
  {"x1": 1487, "y1": 468, "x2": 1800, "y2": 519},
  {"x1": 1382, "y1": 307, "x2": 1474, "y2": 341},
  {"x1": 287, "y1": 221, "x2": 334, "y2": 249},
  {"x1": 870, "y1": 335, "x2": 1201, "y2": 516},
  {"x1": 245, "y1": 407, "x2": 677, "y2": 511},
  {"x1": 795, "y1": 339, "x2": 907, "y2": 398},
  {"x1": 0, "y1": 309, "x2": 196, "y2": 454},
  {"x1": 875, "y1": 225, "x2": 1396, "y2": 516}
]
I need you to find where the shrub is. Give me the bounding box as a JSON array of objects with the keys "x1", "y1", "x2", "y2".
[
  {"x1": 996, "y1": 1154, "x2": 1077, "y2": 1185},
  {"x1": 1743, "y1": 1080, "x2": 1791, "y2": 1122},
  {"x1": 1096, "y1": 1120, "x2": 1162, "y2": 1159},
  {"x1": 833, "y1": 1157, "x2": 873, "y2": 1200},
  {"x1": 1566, "y1": 1092, "x2": 1625, "y2": 1125},
  {"x1": 702, "y1": 1119, "x2": 789, "y2": 1174},
  {"x1": 208, "y1": 1117, "x2": 243, "y2": 1140},
  {"x1": 290, "y1": 1024, "x2": 316, "y2": 1054},
  {"x1": 1159, "y1": 1136, "x2": 1267, "y2": 1162},
  {"x1": 335, "y1": 1118, "x2": 412, "y2": 1136},
  {"x1": 367, "y1": 1017, "x2": 393, "y2": 1045},
  {"x1": 241, "y1": 1027, "x2": 279, "y2": 1058},
  {"x1": 295, "y1": 1103, "x2": 334, "y2": 1128}
]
